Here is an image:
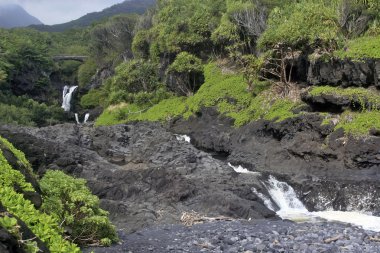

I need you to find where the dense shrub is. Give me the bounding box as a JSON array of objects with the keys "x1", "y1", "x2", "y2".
[
  {"x1": 0, "y1": 136, "x2": 80, "y2": 253},
  {"x1": 40, "y1": 170, "x2": 118, "y2": 246},
  {"x1": 78, "y1": 59, "x2": 97, "y2": 87}
]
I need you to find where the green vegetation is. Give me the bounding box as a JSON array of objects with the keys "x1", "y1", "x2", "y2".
[
  {"x1": 96, "y1": 62, "x2": 300, "y2": 127},
  {"x1": 310, "y1": 86, "x2": 380, "y2": 110},
  {"x1": 336, "y1": 111, "x2": 380, "y2": 136},
  {"x1": 40, "y1": 170, "x2": 118, "y2": 246},
  {"x1": 0, "y1": 136, "x2": 80, "y2": 253},
  {"x1": 335, "y1": 35, "x2": 380, "y2": 59},
  {"x1": 0, "y1": 136, "x2": 117, "y2": 251}
]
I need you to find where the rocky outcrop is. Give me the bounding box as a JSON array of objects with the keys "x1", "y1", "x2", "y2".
[
  {"x1": 0, "y1": 123, "x2": 275, "y2": 233},
  {"x1": 170, "y1": 107, "x2": 380, "y2": 213},
  {"x1": 307, "y1": 58, "x2": 380, "y2": 88}
]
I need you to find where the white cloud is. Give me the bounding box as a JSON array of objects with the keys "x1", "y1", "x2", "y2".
[{"x1": 8, "y1": 0, "x2": 125, "y2": 25}]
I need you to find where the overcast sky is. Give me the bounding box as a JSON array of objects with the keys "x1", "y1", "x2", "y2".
[{"x1": 1, "y1": 0, "x2": 125, "y2": 25}]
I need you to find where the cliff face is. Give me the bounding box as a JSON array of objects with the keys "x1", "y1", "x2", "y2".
[{"x1": 0, "y1": 4, "x2": 42, "y2": 28}]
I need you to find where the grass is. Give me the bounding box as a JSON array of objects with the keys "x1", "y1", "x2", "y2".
[
  {"x1": 96, "y1": 62, "x2": 301, "y2": 127},
  {"x1": 335, "y1": 111, "x2": 380, "y2": 136},
  {"x1": 335, "y1": 35, "x2": 380, "y2": 59},
  {"x1": 309, "y1": 86, "x2": 380, "y2": 110}
]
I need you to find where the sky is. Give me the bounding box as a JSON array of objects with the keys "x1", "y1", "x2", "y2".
[{"x1": 1, "y1": 0, "x2": 125, "y2": 25}]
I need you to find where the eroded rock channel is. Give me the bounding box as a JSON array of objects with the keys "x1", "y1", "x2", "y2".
[{"x1": 1, "y1": 118, "x2": 380, "y2": 252}]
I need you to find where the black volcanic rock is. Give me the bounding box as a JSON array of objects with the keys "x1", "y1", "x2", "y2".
[{"x1": 0, "y1": 4, "x2": 42, "y2": 28}]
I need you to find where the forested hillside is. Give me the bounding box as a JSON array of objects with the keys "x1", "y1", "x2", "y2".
[{"x1": 31, "y1": 0, "x2": 155, "y2": 32}]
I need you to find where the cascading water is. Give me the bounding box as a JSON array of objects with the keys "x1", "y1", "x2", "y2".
[
  {"x1": 83, "y1": 113, "x2": 90, "y2": 123},
  {"x1": 61, "y1": 85, "x2": 78, "y2": 112},
  {"x1": 250, "y1": 171, "x2": 380, "y2": 232},
  {"x1": 228, "y1": 163, "x2": 259, "y2": 175},
  {"x1": 75, "y1": 113, "x2": 80, "y2": 124},
  {"x1": 175, "y1": 134, "x2": 191, "y2": 143},
  {"x1": 74, "y1": 113, "x2": 91, "y2": 124},
  {"x1": 226, "y1": 163, "x2": 380, "y2": 232}
]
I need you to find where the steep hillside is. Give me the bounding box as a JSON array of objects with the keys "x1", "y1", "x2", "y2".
[
  {"x1": 31, "y1": 0, "x2": 155, "y2": 32},
  {"x1": 0, "y1": 4, "x2": 42, "y2": 28}
]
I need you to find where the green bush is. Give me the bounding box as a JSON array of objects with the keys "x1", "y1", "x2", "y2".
[
  {"x1": 258, "y1": 1, "x2": 342, "y2": 50},
  {"x1": 78, "y1": 59, "x2": 97, "y2": 87},
  {"x1": 335, "y1": 35, "x2": 380, "y2": 59},
  {"x1": 80, "y1": 88, "x2": 107, "y2": 109},
  {"x1": 0, "y1": 136, "x2": 80, "y2": 253},
  {"x1": 40, "y1": 170, "x2": 118, "y2": 246}
]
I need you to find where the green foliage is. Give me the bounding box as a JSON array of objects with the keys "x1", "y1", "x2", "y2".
[
  {"x1": 150, "y1": 0, "x2": 225, "y2": 55},
  {"x1": 80, "y1": 88, "x2": 107, "y2": 109},
  {"x1": 0, "y1": 186, "x2": 81, "y2": 253},
  {"x1": 336, "y1": 111, "x2": 380, "y2": 136},
  {"x1": 168, "y1": 52, "x2": 203, "y2": 73},
  {"x1": 78, "y1": 59, "x2": 97, "y2": 87},
  {"x1": 258, "y1": 1, "x2": 342, "y2": 50},
  {"x1": 335, "y1": 35, "x2": 380, "y2": 59},
  {"x1": 0, "y1": 216, "x2": 18, "y2": 234},
  {"x1": 0, "y1": 136, "x2": 80, "y2": 252},
  {"x1": 0, "y1": 93, "x2": 65, "y2": 126},
  {"x1": 309, "y1": 86, "x2": 380, "y2": 110},
  {"x1": 97, "y1": 62, "x2": 299, "y2": 127},
  {"x1": 112, "y1": 59, "x2": 160, "y2": 93},
  {"x1": 40, "y1": 170, "x2": 118, "y2": 246}
]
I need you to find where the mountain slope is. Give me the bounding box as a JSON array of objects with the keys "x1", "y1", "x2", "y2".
[
  {"x1": 0, "y1": 4, "x2": 42, "y2": 28},
  {"x1": 31, "y1": 0, "x2": 155, "y2": 32}
]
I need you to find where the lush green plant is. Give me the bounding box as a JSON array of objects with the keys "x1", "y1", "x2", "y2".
[
  {"x1": 40, "y1": 170, "x2": 118, "y2": 246},
  {"x1": 97, "y1": 62, "x2": 299, "y2": 127},
  {"x1": 80, "y1": 88, "x2": 107, "y2": 109},
  {"x1": 309, "y1": 86, "x2": 380, "y2": 110},
  {"x1": 167, "y1": 52, "x2": 204, "y2": 95},
  {"x1": 335, "y1": 111, "x2": 380, "y2": 136},
  {"x1": 258, "y1": 1, "x2": 342, "y2": 50},
  {"x1": 335, "y1": 35, "x2": 380, "y2": 59},
  {"x1": 0, "y1": 186, "x2": 81, "y2": 253},
  {"x1": 78, "y1": 59, "x2": 97, "y2": 87},
  {"x1": 0, "y1": 136, "x2": 80, "y2": 253}
]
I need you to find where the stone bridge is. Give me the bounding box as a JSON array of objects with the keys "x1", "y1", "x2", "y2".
[{"x1": 52, "y1": 55, "x2": 88, "y2": 62}]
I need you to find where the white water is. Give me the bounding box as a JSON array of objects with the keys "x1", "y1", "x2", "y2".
[
  {"x1": 75, "y1": 113, "x2": 80, "y2": 124},
  {"x1": 254, "y1": 175, "x2": 380, "y2": 232},
  {"x1": 61, "y1": 85, "x2": 78, "y2": 112},
  {"x1": 175, "y1": 134, "x2": 191, "y2": 143},
  {"x1": 84, "y1": 113, "x2": 90, "y2": 123},
  {"x1": 228, "y1": 163, "x2": 259, "y2": 175},
  {"x1": 74, "y1": 113, "x2": 90, "y2": 124}
]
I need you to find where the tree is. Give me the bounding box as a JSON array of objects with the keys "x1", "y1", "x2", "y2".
[{"x1": 167, "y1": 52, "x2": 203, "y2": 96}]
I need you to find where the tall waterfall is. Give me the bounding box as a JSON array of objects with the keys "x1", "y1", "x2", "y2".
[{"x1": 61, "y1": 85, "x2": 78, "y2": 112}]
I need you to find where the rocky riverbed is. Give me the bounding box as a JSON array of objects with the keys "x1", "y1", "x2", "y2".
[
  {"x1": 1, "y1": 118, "x2": 380, "y2": 252},
  {"x1": 85, "y1": 219, "x2": 380, "y2": 253}
]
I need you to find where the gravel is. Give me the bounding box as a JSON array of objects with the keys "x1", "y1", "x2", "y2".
[{"x1": 84, "y1": 219, "x2": 380, "y2": 253}]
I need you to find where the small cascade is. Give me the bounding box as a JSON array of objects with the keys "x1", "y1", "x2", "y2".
[
  {"x1": 83, "y1": 113, "x2": 90, "y2": 124},
  {"x1": 228, "y1": 163, "x2": 259, "y2": 175},
  {"x1": 263, "y1": 176, "x2": 309, "y2": 219},
  {"x1": 250, "y1": 173, "x2": 380, "y2": 231},
  {"x1": 75, "y1": 113, "x2": 80, "y2": 124},
  {"x1": 175, "y1": 134, "x2": 191, "y2": 143},
  {"x1": 61, "y1": 85, "x2": 78, "y2": 112},
  {"x1": 75, "y1": 113, "x2": 91, "y2": 124}
]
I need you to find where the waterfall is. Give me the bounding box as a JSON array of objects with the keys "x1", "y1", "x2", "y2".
[
  {"x1": 74, "y1": 113, "x2": 90, "y2": 124},
  {"x1": 75, "y1": 113, "x2": 80, "y2": 124},
  {"x1": 250, "y1": 173, "x2": 380, "y2": 231},
  {"x1": 61, "y1": 86, "x2": 78, "y2": 112},
  {"x1": 175, "y1": 134, "x2": 191, "y2": 143},
  {"x1": 228, "y1": 163, "x2": 259, "y2": 174},
  {"x1": 83, "y1": 113, "x2": 90, "y2": 123}
]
